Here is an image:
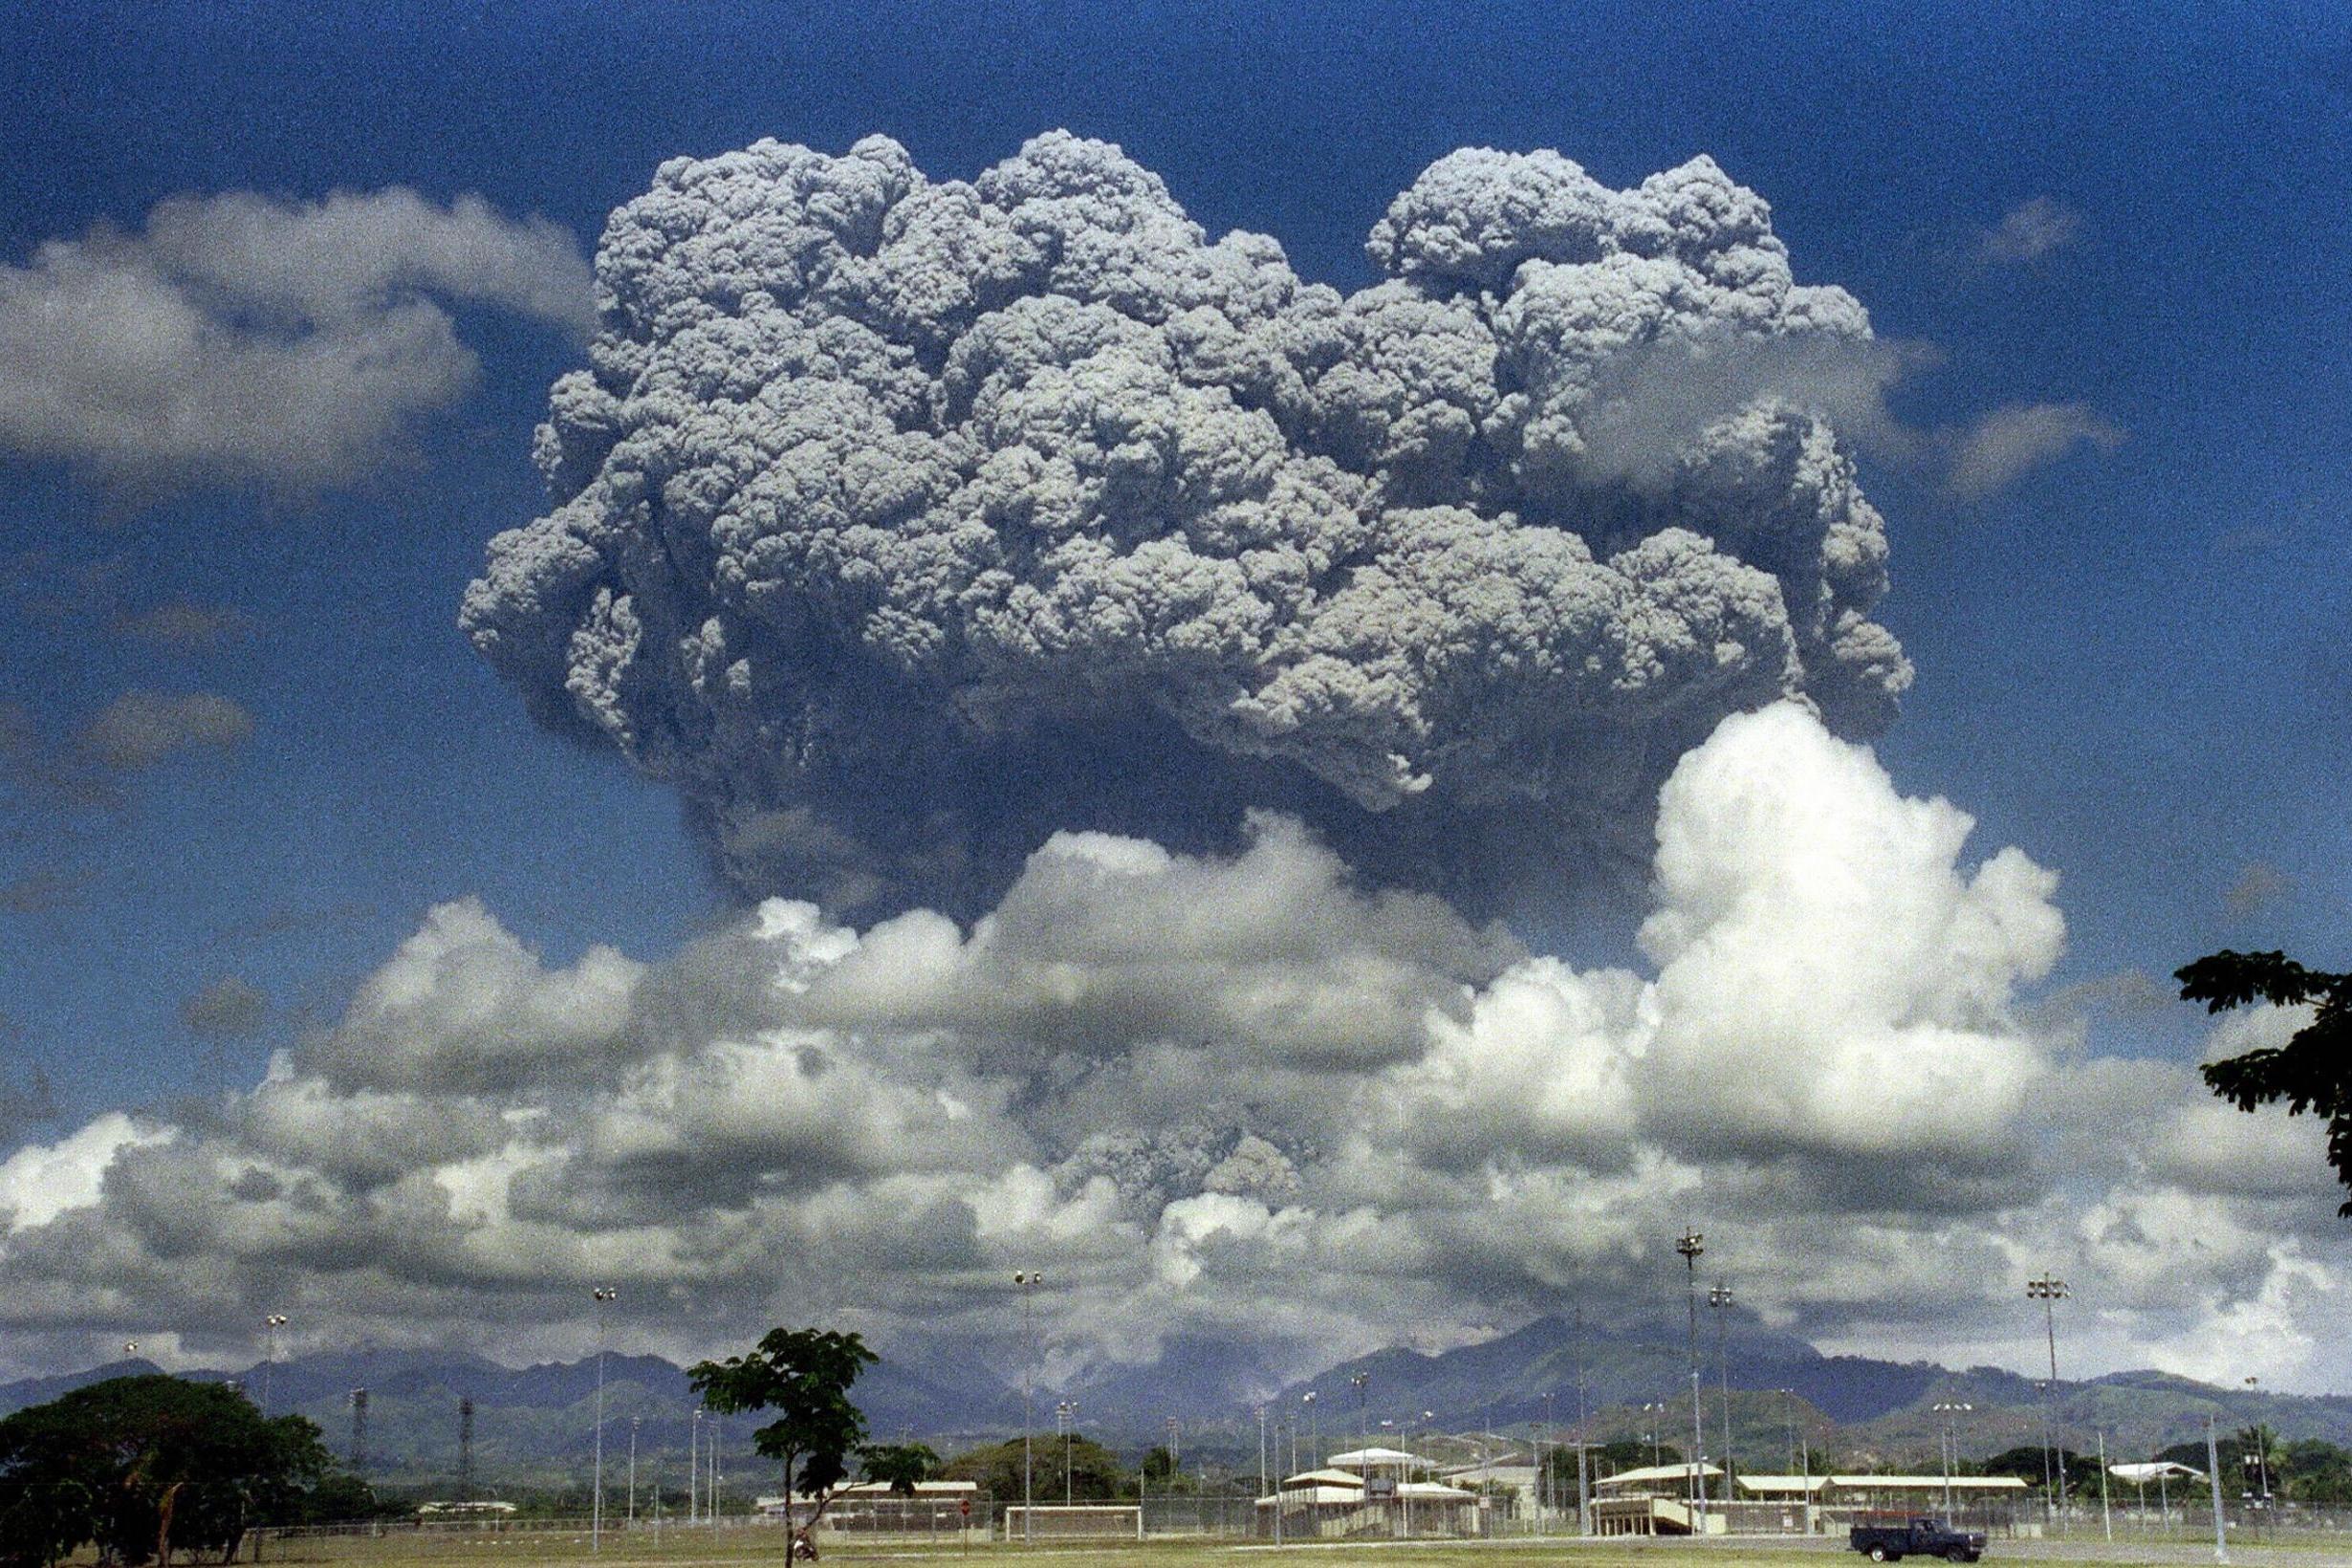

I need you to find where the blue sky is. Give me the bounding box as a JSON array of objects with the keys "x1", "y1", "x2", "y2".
[
  {"x1": 7, "y1": 0, "x2": 2343, "y2": 1116},
  {"x1": 0, "y1": 2, "x2": 2347, "y2": 1386}
]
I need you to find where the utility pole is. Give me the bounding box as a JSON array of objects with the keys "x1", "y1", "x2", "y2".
[
  {"x1": 2098, "y1": 1429, "x2": 2111, "y2": 1541},
  {"x1": 2206, "y1": 1413, "x2": 2229, "y2": 1564},
  {"x1": 1676, "y1": 1229, "x2": 1707, "y2": 1529}
]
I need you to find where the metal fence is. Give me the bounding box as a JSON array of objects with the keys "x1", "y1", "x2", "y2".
[{"x1": 239, "y1": 1492, "x2": 2352, "y2": 1557}]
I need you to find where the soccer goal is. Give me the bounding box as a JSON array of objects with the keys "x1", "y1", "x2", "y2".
[{"x1": 1002, "y1": 1504, "x2": 1145, "y2": 1540}]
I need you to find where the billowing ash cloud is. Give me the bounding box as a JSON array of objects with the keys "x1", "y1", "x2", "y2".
[{"x1": 464, "y1": 134, "x2": 1912, "y2": 914}]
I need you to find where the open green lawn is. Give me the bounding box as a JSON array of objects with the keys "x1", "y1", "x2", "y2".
[{"x1": 237, "y1": 1534, "x2": 2347, "y2": 1568}]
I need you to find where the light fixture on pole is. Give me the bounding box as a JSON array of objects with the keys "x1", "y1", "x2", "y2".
[
  {"x1": 2026, "y1": 1274, "x2": 2068, "y2": 1523},
  {"x1": 1932, "y1": 1403, "x2": 1972, "y2": 1515},
  {"x1": 1350, "y1": 1371, "x2": 1369, "y2": 1448},
  {"x1": 1013, "y1": 1271, "x2": 1040, "y2": 1546},
  {"x1": 1055, "y1": 1400, "x2": 1078, "y2": 1505},
  {"x1": 590, "y1": 1285, "x2": 617, "y2": 1552},
  {"x1": 1300, "y1": 1390, "x2": 1318, "y2": 1473},
  {"x1": 259, "y1": 1313, "x2": 289, "y2": 1414},
  {"x1": 1708, "y1": 1281, "x2": 1734, "y2": 1503},
  {"x1": 1675, "y1": 1229, "x2": 1706, "y2": 1528},
  {"x1": 2241, "y1": 1378, "x2": 2271, "y2": 1506}
]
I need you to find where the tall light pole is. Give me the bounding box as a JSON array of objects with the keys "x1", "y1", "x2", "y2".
[
  {"x1": 1013, "y1": 1271, "x2": 1040, "y2": 1546},
  {"x1": 1056, "y1": 1401, "x2": 1078, "y2": 1504},
  {"x1": 1350, "y1": 1371, "x2": 1369, "y2": 1450},
  {"x1": 259, "y1": 1313, "x2": 289, "y2": 1415},
  {"x1": 1675, "y1": 1229, "x2": 1706, "y2": 1527},
  {"x1": 1256, "y1": 1405, "x2": 1268, "y2": 1502},
  {"x1": 1933, "y1": 1404, "x2": 1972, "y2": 1515},
  {"x1": 591, "y1": 1286, "x2": 616, "y2": 1551},
  {"x1": 2242, "y1": 1378, "x2": 2271, "y2": 1506},
  {"x1": 1709, "y1": 1282, "x2": 1734, "y2": 1504},
  {"x1": 1301, "y1": 1390, "x2": 1318, "y2": 1473},
  {"x1": 629, "y1": 1416, "x2": 640, "y2": 1528},
  {"x1": 1539, "y1": 1390, "x2": 1555, "y2": 1528},
  {"x1": 689, "y1": 1407, "x2": 701, "y2": 1525},
  {"x1": 2027, "y1": 1274, "x2": 2068, "y2": 1524}
]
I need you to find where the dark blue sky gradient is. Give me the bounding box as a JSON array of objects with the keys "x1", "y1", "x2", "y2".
[{"x1": 3, "y1": 0, "x2": 2346, "y2": 1117}]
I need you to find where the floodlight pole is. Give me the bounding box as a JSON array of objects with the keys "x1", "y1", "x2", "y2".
[
  {"x1": 2027, "y1": 1274, "x2": 2068, "y2": 1527},
  {"x1": 1676, "y1": 1230, "x2": 1706, "y2": 1529},
  {"x1": 591, "y1": 1286, "x2": 616, "y2": 1552},
  {"x1": 259, "y1": 1313, "x2": 289, "y2": 1415},
  {"x1": 629, "y1": 1416, "x2": 640, "y2": 1527},
  {"x1": 1933, "y1": 1404, "x2": 1971, "y2": 1516},
  {"x1": 1013, "y1": 1271, "x2": 1040, "y2": 1546},
  {"x1": 1709, "y1": 1281, "x2": 1734, "y2": 1504},
  {"x1": 1351, "y1": 1371, "x2": 1368, "y2": 1449},
  {"x1": 689, "y1": 1408, "x2": 700, "y2": 1525}
]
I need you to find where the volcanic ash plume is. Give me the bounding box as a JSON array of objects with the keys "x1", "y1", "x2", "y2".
[{"x1": 463, "y1": 133, "x2": 1911, "y2": 912}]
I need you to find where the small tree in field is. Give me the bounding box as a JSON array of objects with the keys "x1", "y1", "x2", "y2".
[{"x1": 689, "y1": 1327, "x2": 877, "y2": 1556}]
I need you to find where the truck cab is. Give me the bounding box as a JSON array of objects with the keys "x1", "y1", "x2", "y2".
[{"x1": 1848, "y1": 1515, "x2": 1987, "y2": 1561}]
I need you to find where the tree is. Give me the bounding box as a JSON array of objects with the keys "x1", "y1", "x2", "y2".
[
  {"x1": 689, "y1": 1327, "x2": 877, "y2": 1552},
  {"x1": 2175, "y1": 949, "x2": 2352, "y2": 1213},
  {"x1": 941, "y1": 1435, "x2": 1126, "y2": 1501},
  {"x1": 860, "y1": 1442, "x2": 941, "y2": 1496},
  {"x1": 0, "y1": 1374, "x2": 332, "y2": 1567}
]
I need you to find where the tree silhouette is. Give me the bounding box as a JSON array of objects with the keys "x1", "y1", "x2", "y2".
[
  {"x1": 2176, "y1": 950, "x2": 2352, "y2": 1214},
  {"x1": 0, "y1": 1375, "x2": 331, "y2": 1566},
  {"x1": 860, "y1": 1442, "x2": 941, "y2": 1496},
  {"x1": 689, "y1": 1327, "x2": 877, "y2": 1557}
]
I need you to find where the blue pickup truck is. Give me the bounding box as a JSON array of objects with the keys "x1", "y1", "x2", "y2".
[{"x1": 1848, "y1": 1516, "x2": 1987, "y2": 1561}]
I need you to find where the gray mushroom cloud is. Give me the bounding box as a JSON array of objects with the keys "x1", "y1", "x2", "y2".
[{"x1": 463, "y1": 132, "x2": 1912, "y2": 917}]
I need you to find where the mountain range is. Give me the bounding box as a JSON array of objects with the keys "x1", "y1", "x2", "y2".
[{"x1": 5, "y1": 1312, "x2": 2341, "y2": 1494}]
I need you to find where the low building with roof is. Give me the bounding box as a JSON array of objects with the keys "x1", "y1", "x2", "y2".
[
  {"x1": 1255, "y1": 1448, "x2": 1480, "y2": 1538},
  {"x1": 1590, "y1": 1466, "x2": 2030, "y2": 1536},
  {"x1": 767, "y1": 1478, "x2": 985, "y2": 1539},
  {"x1": 1591, "y1": 1462, "x2": 1727, "y2": 1535}
]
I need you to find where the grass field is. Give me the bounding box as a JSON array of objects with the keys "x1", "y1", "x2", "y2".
[{"x1": 240, "y1": 1532, "x2": 2344, "y2": 1568}]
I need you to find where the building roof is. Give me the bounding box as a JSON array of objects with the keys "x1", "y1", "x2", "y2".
[
  {"x1": 1595, "y1": 1461, "x2": 1724, "y2": 1489},
  {"x1": 1826, "y1": 1474, "x2": 2031, "y2": 1492},
  {"x1": 774, "y1": 1477, "x2": 983, "y2": 1503},
  {"x1": 2110, "y1": 1461, "x2": 2205, "y2": 1483},
  {"x1": 1256, "y1": 1478, "x2": 1476, "y2": 1507},
  {"x1": 1280, "y1": 1468, "x2": 1364, "y2": 1489},
  {"x1": 1735, "y1": 1474, "x2": 1829, "y2": 1494},
  {"x1": 1328, "y1": 1446, "x2": 1433, "y2": 1468}
]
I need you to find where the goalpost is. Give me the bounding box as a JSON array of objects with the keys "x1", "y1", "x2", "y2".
[{"x1": 1002, "y1": 1504, "x2": 1145, "y2": 1540}]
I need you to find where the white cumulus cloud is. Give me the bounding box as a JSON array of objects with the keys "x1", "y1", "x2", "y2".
[{"x1": 0, "y1": 187, "x2": 592, "y2": 494}]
